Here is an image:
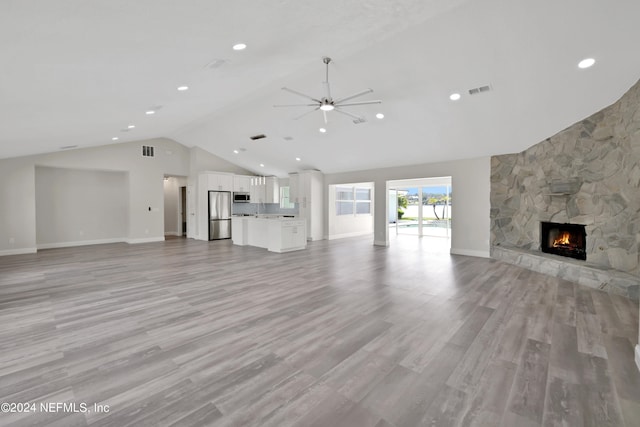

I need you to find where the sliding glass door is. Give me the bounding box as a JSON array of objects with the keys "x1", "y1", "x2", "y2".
[{"x1": 388, "y1": 178, "x2": 451, "y2": 241}]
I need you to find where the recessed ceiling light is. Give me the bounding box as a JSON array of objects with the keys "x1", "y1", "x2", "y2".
[
  {"x1": 295, "y1": 157, "x2": 301, "y2": 161},
  {"x1": 376, "y1": 113, "x2": 385, "y2": 119},
  {"x1": 145, "y1": 110, "x2": 155, "y2": 115},
  {"x1": 233, "y1": 43, "x2": 247, "y2": 51},
  {"x1": 259, "y1": 163, "x2": 265, "y2": 167},
  {"x1": 111, "y1": 137, "x2": 119, "y2": 141},
  {"x1": 319, "y1": 128, "x2": 327, "y2": 133},
  {"x1": 127, "y1": 125, "x2": 135, "y2": 129},
  {"x1": 449, "y1": 93, "x2": 461, "y2": 101},
  {"x1": 233, "y1": 150, "x2": 239, "y2": 154},
  {"x1": 177, "y1": 85, "x2": 189, "y2": 91},
  {"x1": 578, "y1": 58, "x2": 595, "y2": 69}
]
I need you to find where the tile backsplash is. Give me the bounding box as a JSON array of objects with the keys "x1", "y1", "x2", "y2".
[{"x1": 232, "y1": 203, "x2": 298, "y2": 216}]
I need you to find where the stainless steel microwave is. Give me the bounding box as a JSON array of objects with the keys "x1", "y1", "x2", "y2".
[{"x1": 233, "y1": 192, "x2": 250, "y2": 203}]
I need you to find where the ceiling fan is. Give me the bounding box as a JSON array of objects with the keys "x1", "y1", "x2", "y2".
[{"x1": 274, "y1": 57, "x2": 381, "y2": 124}]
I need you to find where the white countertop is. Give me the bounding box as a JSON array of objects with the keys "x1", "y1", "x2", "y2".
[{"x1": 233, "y1": 214, "x2": 299, "y2": 220}]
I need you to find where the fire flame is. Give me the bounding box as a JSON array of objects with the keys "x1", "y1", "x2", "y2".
[{"x1": 553, "y1": 231, "x2": 572, "y2": 247}]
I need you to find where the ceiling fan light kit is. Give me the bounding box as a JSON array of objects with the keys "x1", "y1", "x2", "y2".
[{"x1": 274, "y1": 56, "x2": 381, "y2": 124}]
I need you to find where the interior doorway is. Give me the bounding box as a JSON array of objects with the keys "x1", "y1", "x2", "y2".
[
  {"x1": 181, "y1": 186, "x2": 187, "y2": 236},
  {"x1": 388, "y1": 176, "x2": 452, "y2": 249},
  {"x1": 163, "y1": 175, "x2": 188, "y2": 238}
]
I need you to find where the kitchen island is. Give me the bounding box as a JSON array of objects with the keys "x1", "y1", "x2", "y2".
[{"x1": 231, "y1": 216, "x2": 307, "y2": 253}]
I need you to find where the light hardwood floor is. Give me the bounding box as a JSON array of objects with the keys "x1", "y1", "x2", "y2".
[{"x1": 0, "y1": 235, "x2": 638, "y2": 426}]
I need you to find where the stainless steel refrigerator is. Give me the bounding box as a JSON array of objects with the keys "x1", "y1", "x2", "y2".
[{"x1": 208, "y1": 191, "x2": 231, "y2": 240}]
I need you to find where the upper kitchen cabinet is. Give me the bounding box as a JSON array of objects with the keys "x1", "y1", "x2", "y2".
[
  {"x1": 250, "y1": 176, "x2": 265, "y2": 203},
  {"x1": 250, "y1": 176, "x2": 279, "y2": 204},
  {"x1": 265, "y1": 177, "x2": 279, "y2": 204},
  {"x1": 233, "y1": 175, "x2": 252, "y2": 193},
  {"x1": 289, "y1": 170, "x2": 323, "y2": 241},
  {"x1": 289, "y1": 173, "x2": 300, "y2": 204},
  {"x1": 207, "y1": 172, "x2": 233, "y2": 191}
]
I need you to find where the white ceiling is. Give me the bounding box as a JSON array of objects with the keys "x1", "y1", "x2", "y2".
[{"x1": 2, "y1": 0, "x2": 639, "y2": 177}]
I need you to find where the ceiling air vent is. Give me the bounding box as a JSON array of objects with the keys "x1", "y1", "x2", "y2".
[
  {"x1": 249, "y1": 134, "x2": 267, "y2": 141},
  {"x1": 283, "y1": 136, "x2": 294, "y2": 141},
  {"x1": 352, "y1": 117, "x2": 367, "y2": 124},
  {"x1": 204, "y1": 58, "x2": 227, "y2": 69},
  {"x1": 468, "y1": 84, "x2": 492, "y2": 95},
  {"x1": 142, "y1": 146, "x2": 155, "y2": 157}
]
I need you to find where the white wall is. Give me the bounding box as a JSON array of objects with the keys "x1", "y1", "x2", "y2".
[
  {"x1": 0, "y1": 135, "x2": 489, "y2": 257},
  {"x1": 189, "y1": 146, "x2": 253, "y2": 175},
  {"x1": 0, "y1": 156, "x2": 37, "y2": 255},
  {"x1": 324, "y1": 156, "x2": 491, "y2": 257},
  {"x1": 0, "y1": 138, "x2": 251, "y2": 255},
  {"x1": 35, "y1": 166, "x2": 129, "y2": 248},
  {"x1": 327, "y1": 182, "x2": 374, "y2": 240}
]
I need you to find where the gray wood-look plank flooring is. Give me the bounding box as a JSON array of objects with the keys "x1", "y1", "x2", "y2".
[{"x1": 0, "y1": 235, "x2": 639, "y2": 426}]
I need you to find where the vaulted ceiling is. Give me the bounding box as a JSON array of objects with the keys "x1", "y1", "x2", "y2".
[{"x1": 2, "y1": 0, "x2": 639, "y2": 177}]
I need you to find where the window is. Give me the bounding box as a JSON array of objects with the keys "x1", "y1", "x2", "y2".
[
  {"x1": 335, "y1": 186, "x2": 371, "y2": 215},
  {"x1": 336, "y1": 186, "x2": 354, "y2": 215},
  {"x1": 355, "y1": 188, "x2": 371, "y2": 214}
]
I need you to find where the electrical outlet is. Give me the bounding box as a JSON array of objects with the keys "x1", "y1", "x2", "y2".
[
  {"x1": 145, "y1": 229, "x2": 149, "y2": 234},
  {"x1": 9, "y1": 237, "x2": 15, "y2": 244},
  {"x1": 79, "y1": 230, "x2": 84, "y2": 236}
]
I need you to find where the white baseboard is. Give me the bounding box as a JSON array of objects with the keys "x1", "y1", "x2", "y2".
[
  {"x1": 328, "y1": 231, "x2": 374, "y2": 240},
  {"x1": 164, "y1": 232, "x2": 180, "y2": 236},
  {"x1": 636, "y1": 345, "x2": 640, "y2": 373},
  {"x1": 0, "y1": 247, "x2": 37, "y2": 256},
  {"x1": 37, "y1": 238, "x2": 125, "y2": 250},
  {"x1": 127, "y1": 237, "x2": 165, "y2": 244},
  {"x1": 450, "y1": 248, "x2": 491, "y2": 258},
  {"x1": 373, "y1": 240, "x2": 389, "y2": 247}
]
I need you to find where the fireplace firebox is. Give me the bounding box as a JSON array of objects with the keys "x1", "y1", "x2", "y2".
[{"x1": 540, "y1": 222, "x2": 586, "y2": 260}]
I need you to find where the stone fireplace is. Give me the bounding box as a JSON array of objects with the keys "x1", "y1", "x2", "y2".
[
  {"x1": 540, "y1": 222, "x2": 586, "y2": 261},
  {"x1": 490, "y1": 79, "x2": 640, "y2": 300}
]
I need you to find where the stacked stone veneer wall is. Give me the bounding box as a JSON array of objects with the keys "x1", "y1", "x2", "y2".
[{"x1": 491, "y1": 79, "x2": 640, "y2": 279}]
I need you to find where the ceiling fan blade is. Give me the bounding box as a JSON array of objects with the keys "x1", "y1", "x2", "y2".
[
  {"x1": 333, "y1": 88, "x2": 374, "y2": 104},
  {"x1": 335, "y1": 100, "x2": 382, "y2": 107},
  {"x1": 273, "y1": 103, "x2": 320, "y2": 108},
  {"x1": 282, "y1": 87, "x2": 321, "y2": 103},
  {"x1": 323, "y1": 110, "x2": 328, "y2": 124},
  {"x1": 292, "y1": 106, "x2": 320, "y2": 121},
  {"x1": 334, "y1": 107, "x2": 364, "y2": 122}
]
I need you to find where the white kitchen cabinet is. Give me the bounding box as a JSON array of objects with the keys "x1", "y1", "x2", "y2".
[
  {"x1": 247, "y1": 217, "x2": 270, "y2": 248},
  {"x1": 231, "y1": 216, "x2": 247, "y2": 245},
  {"x1": 269, "y1": 220, "x2": 306, "y2": 252},
  {"x1": 249, "y1": 176, "x2": 279, "y2": 204},
  {"x1": 232, "y1": 216, "x2": 307, "y2": 252},
  {"x1": 265, "y1": 176, "x2": 279, "y2": 204},
  {"x1": 289, "y1": 173, "x2": 300, "y2": 203},
  {"x1": 250, "y1": 176, "x2": 266, "y2": 203},
  {"x1": 207, "y1": 172, "x2": 233, "y2": 191},
  {"x1": 233, "y1": 175, "x2": 252, "y2": 193},
  {"x1": 290, "y1": 170, "x2": 323, "y2": 241}
]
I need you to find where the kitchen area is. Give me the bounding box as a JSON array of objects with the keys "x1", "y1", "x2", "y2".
[{"x1": 192, "y1": 170, "x2": 323, "y2": 253}]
